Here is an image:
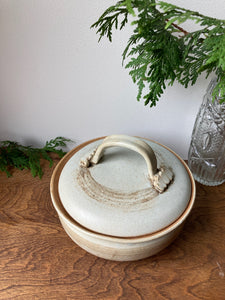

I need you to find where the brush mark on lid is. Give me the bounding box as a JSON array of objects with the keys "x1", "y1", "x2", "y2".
[{"x1": 76, "y1": 166, "x2": 159, "y2": 211}]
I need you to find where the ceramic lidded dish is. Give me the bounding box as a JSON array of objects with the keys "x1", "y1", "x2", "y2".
[{"x1": 50, "y1": 135, "x2": 196, "y2": 261}]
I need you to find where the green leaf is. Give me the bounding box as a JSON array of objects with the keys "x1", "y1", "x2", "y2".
[
  {"x1": 92, "y1": 0, "x2": 225, "y2": 106},
  {"x1": 122, "y1": 0, "x2": 135, "y2": 16},
  {"x1": 0, "y1": 137, "x2": 72, "y2": 178},
  {"x1": 204, "y1": 34, "x2": 225, "y2": 71}
]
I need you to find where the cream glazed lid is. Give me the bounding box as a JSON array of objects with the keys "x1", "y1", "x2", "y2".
[{"x1": 58, "y1": 135, "x2": 195, "y2": 237}]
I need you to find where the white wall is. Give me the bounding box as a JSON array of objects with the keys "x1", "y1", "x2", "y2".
[{"x1": 0, "y1": 0, "x2": 224, "y2": 158}]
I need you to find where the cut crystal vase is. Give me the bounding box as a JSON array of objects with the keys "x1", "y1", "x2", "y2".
[{"x1": 188, "y1": 78, "x2": 225, "y2": 186}]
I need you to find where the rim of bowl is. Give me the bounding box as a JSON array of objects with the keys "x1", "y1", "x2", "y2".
[{"x1": 50, "y1": 136, "x2": 196, "y2": 244}]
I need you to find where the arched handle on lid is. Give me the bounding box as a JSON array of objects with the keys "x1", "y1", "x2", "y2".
[
  {"x1": 80, "y1": 135, "x2": 173, "y2": 193},
  {"x1": 90, "y1": 135, "x2": 157, "y2": 179}
]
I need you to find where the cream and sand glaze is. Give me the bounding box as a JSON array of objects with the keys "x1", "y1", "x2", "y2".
[
  {"x1": 50, "y1": 136, "x2": 196, "y2": 261},
  {"x1": 80, "y1": 135, "x2": 174, "y2": 193},
  {"x1": 77, "y1": 166, "x2": 159, "y2": 210}
]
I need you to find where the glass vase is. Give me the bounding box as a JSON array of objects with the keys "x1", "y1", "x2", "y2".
[{"x1": 188, "y1": 77, "x2": 225, "y2": 186}]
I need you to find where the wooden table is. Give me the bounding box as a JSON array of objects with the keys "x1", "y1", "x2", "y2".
[{"x1": 0, "y1": 156, "x2": 225, "y2": 300}]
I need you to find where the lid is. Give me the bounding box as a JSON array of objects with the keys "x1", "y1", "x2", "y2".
[{"x1": 58, "y1": 135, "x2": 193, "y2": 237}]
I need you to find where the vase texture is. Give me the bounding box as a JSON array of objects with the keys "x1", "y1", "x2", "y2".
[{"x1": 188, "y1": 78, "x2": 225, "y2": 186}]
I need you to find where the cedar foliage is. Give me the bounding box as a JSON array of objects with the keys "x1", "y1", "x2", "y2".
[
  {"x1": 0, "y1": 137, "x2": 71, "y2": 178},
  {"x1": 91, "y1": 0, "x2": 225, "y2": 107}
]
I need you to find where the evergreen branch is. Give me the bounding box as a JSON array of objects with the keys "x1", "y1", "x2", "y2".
[
  {"x1": 0, "y1": 137, "x2": 72, "y2": 178},
  {"x1": 165, "y1": 19, "x2": 188, "y2": 36},
  {"x1": 158, "y1": 1, "x2": 225, "y2": 25},
  {"x1": 91, "y1": 2, "x2": 129, "y2": 42},
  {"x1": 91, "y1": 0, "x2": 225, "y2": 107}
]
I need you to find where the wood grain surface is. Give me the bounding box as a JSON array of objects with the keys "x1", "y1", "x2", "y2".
[{"x1": 0, "y1": 155, "x2": 225, "y2": 300}]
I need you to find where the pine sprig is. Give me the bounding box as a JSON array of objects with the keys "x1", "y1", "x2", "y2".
[
  {"x1": 91, "y1": 0, "x2": 225, "y2": 106},
  {"x1": 91, "y1": 2, "x2": 129, "y2": 42},
  {"x1": 0, "y1": 137, "x2": 71, "y2": 178}
]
